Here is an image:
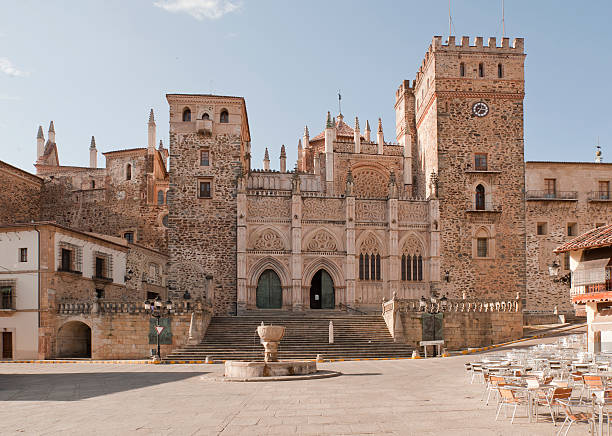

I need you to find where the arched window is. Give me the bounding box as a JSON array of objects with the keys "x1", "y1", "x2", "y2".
[
  {"x1": 478, "y1": 63, "x2": 484, "y2": 78},
  {"x1": 165, "y1": 190, "x2": 169, "y2": 204},
  {"x1": 359, "y1": 235, "x2": 381, "y2": 281},
  {"x1": 126, "y1": 164, "x2": 132, "y2": 181},
  {"x1": 475, "y1": 184, "x2": 486, "y2": 210},
  {"x1": 220, "y1": 109, "x2": 229, "y2": 123},
  {"x1": 91, "y1": 180, "x2": 95, "y2": 189},
  {"x1": 182, "y1": 108, "x2": 191, "y2": 122},
  {"x1": 157, "y1": 190, "x2": 164, "y2": 205},
  {"x1": 498, "y1": 63, "x2": 503, "y2": 78},
  {"x1": 201, "y1": 113, "x2": 210, "y2": 120},
  {"x1": 401, "y1": 242, "x2": 423, "y2": 282},
  {"x1": 459, "y1": 62, "x2": 465, "y2": 77}
]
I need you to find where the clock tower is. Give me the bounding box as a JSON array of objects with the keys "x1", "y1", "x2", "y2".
[{"x1": 396, "y1": 35, "x2": 527, "y2": 302}]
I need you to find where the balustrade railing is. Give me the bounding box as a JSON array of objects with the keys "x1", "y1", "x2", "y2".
[
  {"x1": 382, "y1": 296, "x2": 520, "y2": 314},
  {"x1": 56, "y1": 300, "x2": 201, "y2": 315}
]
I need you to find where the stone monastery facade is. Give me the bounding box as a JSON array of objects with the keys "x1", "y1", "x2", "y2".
[
  {"x1": 168, "y1": 36, "x2": 529, "y2": 315},
  {"x1": 2, "y1": 35, "x2": 610, "y2": 320}
]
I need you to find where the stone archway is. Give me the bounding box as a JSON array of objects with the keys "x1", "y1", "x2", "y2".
[
  {"x1": 310, "y1": 269, "x2": 335, "y2": 309},
  {"x1": 57, "y1": 321, "x2": 91, "y2": 358},
  {"x1": 256, "y1": 269, "x2": 282, "y2": 309}
]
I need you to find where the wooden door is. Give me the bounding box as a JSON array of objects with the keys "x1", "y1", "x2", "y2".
[
  {"x1": 256, "y1": 270, "x2": 282, "y2": 309},
  {"x1": 422, "y1": 313, "x2": 444, "y2": 341},
  {"x1": 2, "y1": 332, "x2": 12, "y2": 359},
  {"x1": 320, "y1": 270, "x2": 335, "y2": 309}
]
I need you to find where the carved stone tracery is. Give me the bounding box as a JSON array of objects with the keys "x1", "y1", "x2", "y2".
[
  {"x1": 306, "y1": 230, "x2": 338, "y2": 252},
  {"x1": 353, "y1": 168, "x2": 388, "y2": 198},
  {"x1": 253, "y1": 229, "x2": 284, "y2": 251}
]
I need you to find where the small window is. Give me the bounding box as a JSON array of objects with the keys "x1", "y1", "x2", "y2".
[
  {"x1": 220, "y1": 110, "x2": 229, "y2": 123},
  {"x1": 497, "y1": 63, "x2": 503, "y2": 78},
  {"x1": 126, "y1": 164, "x2": 132, "y2": 181},
  {"x1": 91, "y1": 180, "x2": 95, "y2": 189},
  {"x1": 536, "y1": 222, "x2": 548, "y2": 235},
  {"x1": 544, "y1": 178, "x2": 556, "y2": 197},
  {"x1": 599, "y1": 181, "x2": 610, "y2": 199},
  {"x1": 201, "y1": 113, "x2": 210, "y2": 120},
  {"x1": 478, "y1": 63, "x2": 484, "y2": 78},
  {"x1": 0, "y1": 286, "x2": 13, "y2": 310},
  {"x1": 474, "y1": 153, "x2": 488, "y2": 171},
  {"x1": 567, "y1": 223, "x2": 577, "y2": 237},
  {"x1": 182, "y1": 108, "x2": 191, "y2": 122},
  {"x1": 563, "y1": 252, "x2": 570, "y2": 271},
  {"x1": 147, "y1": 291, "x2": 159, "y2": 300},
  {"x1": 476, "y1": 238, "x2": 488, "y2": 258},
  {"x1": 157, "y1": 190, "x2": 164, "y2": 205},
  {"x1": 459, "y1": 62, "x2": 465, "y2": 77},
  {"x1": 61, "y1": 248, "x2": 73, "y2": 271},
  {"x1": 200, "y1": 150, "x2": 210, "y2": 166},
  {"x1": 19, "y1": 248, "x2": 27, "y2": 263},
  {"x1": 475, "y1": 184, "x2": 486, "y2": 210},
  {"x1": 162, "y1": 214, "x2": 169, "y2": 227},
  {"x1": 123, "y1": 232, "x2": 134, "y2": 244},
  {"x1": 95, "y1": 257, "x2": 106, "y2": 279},
  {"x1": 198, "y1": 181, "x2": 211, "y2": 198},
  {"x1": 95, "y1": 289, "x2": 105, "y2": 299}
]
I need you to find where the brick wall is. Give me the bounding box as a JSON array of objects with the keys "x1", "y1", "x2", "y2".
[{"x1": 0, "y1": 161, "x2": 42, "y2": 224}]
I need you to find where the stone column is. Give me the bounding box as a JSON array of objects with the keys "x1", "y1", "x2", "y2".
[
  {"x1": 236, "y1": 177, "x2": 248, "y2": 313},
  {"x1": 388, "y1": 197, "x2": 399, "y2": 299},
  {"x1": 291, "y1": 181, "x2": 303, "y2": 311},
  {"x1": 429, "y1": 199, "x2": 441, "y2": 293},
  {"x1": 345, "y1": 195, "x2": 356, "y2": 307},
  {"x1": 586, "y1": 302, "x2": 600, "y2": 355}
]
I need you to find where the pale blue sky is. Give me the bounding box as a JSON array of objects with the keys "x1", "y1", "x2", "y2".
[{"x1": 1, "y1": 0, "x2": 610, "y2": 172}]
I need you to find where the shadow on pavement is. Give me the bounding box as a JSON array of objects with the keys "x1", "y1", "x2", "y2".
[
  {"x1": 0, "y1": 372, "x2": 207, "y2": 401},
  {"x1": 341, "y1": 373, "x2": 382, "y2": 376}
]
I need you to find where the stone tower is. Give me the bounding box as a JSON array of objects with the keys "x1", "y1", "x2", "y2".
[
  {"x1": 396, "y1": 35, "x2": 527, "y2": 301},
  {"x1": 166, "y1": 94, "x2": 251, "y2": 314}
]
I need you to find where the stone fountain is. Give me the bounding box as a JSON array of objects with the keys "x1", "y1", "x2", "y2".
[{"x1": 224, "y1": 322, "x2": 319, "y2": 380}]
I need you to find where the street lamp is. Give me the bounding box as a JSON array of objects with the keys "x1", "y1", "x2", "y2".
[
  {"x1": 440, "y1": 295, "x2": 448, "y2": 311},
  {"x1": 548, "y1": 260, "x2": 561, "y2": 277},
  {"x1": 548, "y1": 260, "x2": 571, "y2": 286},
  {"x1": 143, "y1": 295, "x2": 174, "y2": 361}
]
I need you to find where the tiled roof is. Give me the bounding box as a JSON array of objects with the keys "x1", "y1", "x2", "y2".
[
  {"x1": 311, "y1": 118, "x2": 364, "y2": 142},
  {"x1": 554, "y1": 223, "x2": 612, "y2": 253}
]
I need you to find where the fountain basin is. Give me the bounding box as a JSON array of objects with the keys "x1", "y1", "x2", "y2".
[
  {"x1": 224, "y1": 360, "x2": 317, "y2": 379},
  {"x1": 257, "y1": 325, "x2": 285, "y2": 342}
]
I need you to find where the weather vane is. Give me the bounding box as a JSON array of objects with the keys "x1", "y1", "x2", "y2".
[{"x1": 338, "y1": 90, "x2": 342, "y2": 115}]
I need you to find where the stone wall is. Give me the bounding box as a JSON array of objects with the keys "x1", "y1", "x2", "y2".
[
  {"x1": 383, "y1": 297, "x2": 522, "y2": 350},
  {"x1": 0, "y1": 160, "x2": 42, "y2": 224}
]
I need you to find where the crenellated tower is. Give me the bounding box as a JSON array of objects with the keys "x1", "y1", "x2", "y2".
[{"x1": 398, "y1": 35, "x2": 526, "y2": 301}]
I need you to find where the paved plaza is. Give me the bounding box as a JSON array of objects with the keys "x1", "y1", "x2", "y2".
[{"x1": 0, "y1": 334, "x2": 588, "y2": 435}]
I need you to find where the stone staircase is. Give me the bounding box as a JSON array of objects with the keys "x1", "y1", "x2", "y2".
[{"x1": 165, "y1": 313, "x2": 414, "y2": 361}]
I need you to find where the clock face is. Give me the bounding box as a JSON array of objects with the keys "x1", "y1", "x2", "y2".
[{"x1": 472, "y1": 102, "x2": 489, "y2": 117}]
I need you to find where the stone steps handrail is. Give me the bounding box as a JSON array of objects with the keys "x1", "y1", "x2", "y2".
[{"x1": 382, "y1": 297, "x2": 520, "y2": 314}]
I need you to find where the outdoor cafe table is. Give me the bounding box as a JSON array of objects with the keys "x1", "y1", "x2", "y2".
[{"x1": 513, "y1": 384, "x2": 555, "y2": 423}]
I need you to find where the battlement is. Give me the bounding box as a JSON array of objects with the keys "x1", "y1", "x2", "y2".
[
  {"x1": 395, "y1": 79, "x2": 416, "y2": 101},
  {"x1": 415, "y1": 35, "x2": 525, "y2": 86}
]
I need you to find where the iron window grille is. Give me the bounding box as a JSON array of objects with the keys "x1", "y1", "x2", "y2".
[
  {"x1": 0, "y1": 280, "x2": 16, "y2": 310},
  {"x1": 58, "y1": 242, "x2": 83, "y2": 273}
]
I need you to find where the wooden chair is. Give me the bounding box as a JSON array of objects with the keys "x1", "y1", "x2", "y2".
[
  {"x1": 583, "y1": 375, "x2": 606, "y2": 403},
  {"x1": 556, "y1": 399, "x2": 595, "y2": 436}
]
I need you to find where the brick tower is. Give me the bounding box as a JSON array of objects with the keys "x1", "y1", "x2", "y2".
[{"x1": 396, "y1": 36, "x2": 527, "y2": 301}]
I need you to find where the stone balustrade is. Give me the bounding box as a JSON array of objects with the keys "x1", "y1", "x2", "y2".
[
  {"x1": 56, "y1": 300, "x2": 205, "y2": 315},
  {"x1": 382, "y1": 297, "x2": 520, "y2": 314}
]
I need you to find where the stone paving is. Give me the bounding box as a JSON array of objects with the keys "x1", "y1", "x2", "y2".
[{"x1": 0, "y1": 334, "x2": 589, "y2": 435}]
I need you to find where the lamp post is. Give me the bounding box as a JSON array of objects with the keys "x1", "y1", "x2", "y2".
[
  {"x1": 548, "y1": 259, "x2": 571, "y2": 286},
  {"x1": 144, "y1": 295, "x2": 173, "y2": 361}
]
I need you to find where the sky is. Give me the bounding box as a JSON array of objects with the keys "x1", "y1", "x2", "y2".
[{"x1": 1, "y1": 0, "x2": 611, "y2": 173}]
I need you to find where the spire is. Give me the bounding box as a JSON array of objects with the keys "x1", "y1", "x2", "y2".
[
  {"x1": 280, "y1": 144, "x2": 286, "y2": 158},
  {"x1": 354, "y1": 117, "x2": 359, "y2": 130},
  {"x1": 37, "y1": 125, "x2": 44, "y2": 139},
  {"x1": 378, "y1": 118, "x2": 383, "y2": 133},
  {"x1": 279, "y1": 144, "x2": 287, "y2": 172},
  {"x1": 354, "y1": 117, "x2": 361, "y2": 154},
  {"x1": 148, "y1": 109, "x2": 156, "y2": 152},
  {"x1": 337, "y1": 113, "x2": 344, "y2": 123},
  {"x1": 364, "y1": 120, "x2": 371, "y2": 142},
  {"x1": 159, "y1": 139, "x2": 164, "y2": 150},
  {"x1": 89, "y1": 136, "x2": 97, "y2": 168},
  {"x1": 304, "y1": 125, "x2": 309, "y2": 137},
  {"x1": 263, "y1": 147, "x2": 270, "y2": 171},
  {"x1": 377, "y1": 118, "x2": 384, "y2": 154},
  {"x1": 36, "y1": 125, "x2": 45, "y2": 162},
  {"x1": 326, "y1": 111, "x2": 332, "y2": 128},
  {"x1": 149, "y1": 108, "x2": 155, "y2": 124},
  {"x1": 48, "y1": 121, "x2": 56, "y2": 143}
]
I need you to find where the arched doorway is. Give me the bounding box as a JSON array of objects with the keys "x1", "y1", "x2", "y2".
[
  {"x1": 310, "y1": 270, "x2": 334, "y2": 309},
  {"x1": 57, "y1": 321, "x2": 91, "y2": 358},
  {"x1": 256, "y1": 269, "x2": 282, "y2": 309}
]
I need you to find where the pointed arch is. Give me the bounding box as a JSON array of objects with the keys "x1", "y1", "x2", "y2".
[
  {"x1": 357, "y1": 231, "x2": 384, "y2": 281},
  {"x1": 302, "y1": 257, "x2": 344, "y2": 289},
  {"x1": 182, "y1": 107, "x2": 191, "y2": 122},
  {"x1": 399, "y1": 232, "x2": 427, "y2": 282},
  {"x1": 249, "y1": 256, "x2": 290, "y2": 290}
]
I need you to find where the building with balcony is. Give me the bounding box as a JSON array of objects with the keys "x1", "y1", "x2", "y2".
[{"x1": 554, "y1": 224, "x2": 612, "y2": 353}]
